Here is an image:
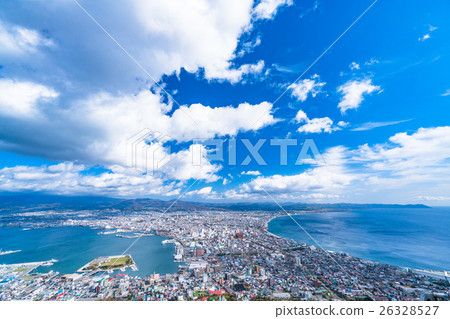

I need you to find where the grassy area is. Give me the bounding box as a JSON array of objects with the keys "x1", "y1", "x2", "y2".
[
  {"x1": 99, "y1": 256, "x2": 132, "y2": 269},
  {"x1": 82, "y1": 255, "x2": 133, "y2": 271},
  {"x1": 15, "y1": 268, "x2": 29, "y2": 272},
  {"x1": 193, "y1": 291, "x2": 206, "y2": 297}
]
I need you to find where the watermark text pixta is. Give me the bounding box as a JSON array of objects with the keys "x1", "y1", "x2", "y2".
[
  {"x1": 192, "y1": 138, "x2": 324, "y2": 166},
  {"x1": 126, "y1": 129, "x2": 324, "y2": 174}
]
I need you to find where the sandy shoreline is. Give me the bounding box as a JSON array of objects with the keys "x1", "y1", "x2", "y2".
[
  {"x1": 264, "y1": 211, "x2": 312, "y2": 239},
  {"x1": 264, "y1": 210, "x2": 321, "y2": 229}
]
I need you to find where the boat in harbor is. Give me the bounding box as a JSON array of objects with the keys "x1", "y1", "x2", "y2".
[
  {"x1": 0, "y1": 249, "x2": 21, "y2": 256},
  {"x1": 42, "y1": 259, "x2": 58, "y2": 266},
  {"x1": 162, "y1": 239, "x2": 176, "y2": 245}
]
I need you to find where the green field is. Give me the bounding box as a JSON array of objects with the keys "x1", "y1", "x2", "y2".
[
  {"x1": 82, "y1": 255, "x2": 134, "y2": 271},
  {"x1": 99, "y1": 256, "x2": 132, "y2": 269}
]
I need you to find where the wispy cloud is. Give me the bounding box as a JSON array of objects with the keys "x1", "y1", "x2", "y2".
[
  {"x1": 418, "y1": 24, "x2": 438, "y2": 42},
  {"x1": 364, "y1": 58, "x2": 379, "y2": 66},
  {"x1": 299, "y1": 0, "x2": 319, "y2": 19},
  {"x1": 349, "y1": 62, "x2": 360, "y2": 70},
  {"x1": 271, "y1": 62, "x2": 307, "y2": 74},
  {"x1": 441, "y1": 88, "x2": 450, "y2": 96},
  {"x1": 417, "y1": 195, "x2": 450, "y2": 201},
  {"x1": 351, "y1": 119, "x2": 412, "y2": 131}
]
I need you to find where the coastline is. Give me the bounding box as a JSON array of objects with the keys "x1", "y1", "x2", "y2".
[
  {"x1": 263, "y1": 210, "x2": 314, "y2": 229},
  {"x1": 265, "y1": 211, "x2": 450, "y2": 274},
  {"x1": 0, "y1": 226, "x2": 178, "y2": 276}
]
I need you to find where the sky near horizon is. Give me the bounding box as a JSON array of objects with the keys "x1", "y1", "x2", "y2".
[{"x1": 0, "y1": 0, "x2": 449, "y2": 204}]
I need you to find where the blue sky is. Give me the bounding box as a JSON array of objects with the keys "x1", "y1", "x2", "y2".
[{"x1": 0, "y1": 0, "x2": 449, "y2": 204}]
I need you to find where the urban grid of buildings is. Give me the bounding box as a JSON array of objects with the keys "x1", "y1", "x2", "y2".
[{"x1": 0, "y1": 210, "x2": 449, "y2": 301}]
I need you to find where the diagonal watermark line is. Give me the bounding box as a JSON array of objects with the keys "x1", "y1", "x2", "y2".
[
  {"x1": 72, "y1": 0, "x2": 198, "y2": 126},
  {"x1": 251, "y1": 0, "x2": 379, "y2": 128},
  {"x1": 95, "y1": 178, "x2": 200, "y2": 280},
  {"x1": 251, "y1": 178, "x2": 374, "y2": 300}
]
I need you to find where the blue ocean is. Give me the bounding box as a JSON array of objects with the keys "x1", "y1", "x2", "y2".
[
  {"x1": 0, "y1": 226, "x2": 179, "y2": 276},
  {"x1": 268, "y1": 207, "x2": 450, "y2": 271}
]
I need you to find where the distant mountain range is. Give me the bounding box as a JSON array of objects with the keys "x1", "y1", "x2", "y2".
[{"x1": 0, "y1": 192, "x2": 429, "y2": 212}]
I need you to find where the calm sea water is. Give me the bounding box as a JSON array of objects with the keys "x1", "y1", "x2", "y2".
[
  {"x1": 0, "y1": 226, "x2": 179, "y2": 276},
  {"x1": 268, "y1": 207, "x2": 450, "y2": 271}
]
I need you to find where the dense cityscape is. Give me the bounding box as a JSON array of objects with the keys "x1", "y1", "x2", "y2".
[{"x1": 1, "y1": 209, "x2": 449, "y2": 301}]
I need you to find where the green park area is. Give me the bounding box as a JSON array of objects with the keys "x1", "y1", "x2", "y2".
[
  {"x1": 81, "y1": 255, "x2": 134, "y2": 272},
  {"x1": 99, "y1": 256, "x2": 133, "y2": 269}
]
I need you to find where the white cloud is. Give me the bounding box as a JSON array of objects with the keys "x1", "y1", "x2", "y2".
[
  {"x1": 0, "y1": 82, "x2": 277, "y2": 173},
  {"x1": 252, "y1": 0, "x2": 293, "y2": 20},
  {"x1": 0, "y1": 20, "x2": 54, "y2": 56},
  {"x1": 125, "y1": 0, "x2": 275, "y2": 83},
  {"x1": 0, "y1": 79, "x2": 58, "y2": 118},
  {"x1": 294, "y1": 110, "x2": 308, "y2": 122},
  {"x1": 0, "y1": 163, "x2": 179, "y2": 197},
  {"x1": 206, "y1": 60, "x2": 265, "y2": 83},
  {"x1": 236, "y1": 35, "x2": 262, "y2": 58},
  {"x1": 4, "y1": 0, "x2": 283, "y2": 86},
  {"x1": 337, "y1": 78, "x2": 380, "y2": 113},
  {"x1": 0, "y1": 0, "x2": 295, "y2": 107},
  {"x1": 349, "y1": 62, "x2": 360, "y2": 70},
  {"x1": 364, "y1": 58, "x2": 379, "y2": 66},
  {"x1": 3, "y1": 126, "x2": 450, "y2": 202},
  {"x1": 159, "y1": 144, "x2": 221, "y2": 182},
  {"x1": 186, "y1": 186, "x2": 215, "y2": 197},
  {"x1": 184, "y1": 125, "x2": 450, "y2": 203},
  {"x1": 128, "y1": 0, "x2": 255, "y2": 81},
  {"x1": 196, "y1": 187, "x2": 213, "y2": 195},
  {"x1": 418, "y1": 25, "x2": 437, "y2": 42},
  {"x1": 169, "y1": 100, "x2": 277, "y2": 141},
  {"x1": 241, "y1": 170, "x2": 261, "y2": 176},
  {"x1": 351, "y1": 119, "x2": 411, "y2": 131},
  {"x1": 354, "y1": 126, "x2": 450, "y2": 178},
  {"x1": 277, "y1": 193, "x2": 340, "y2": 200},
  {"x1": 237, "y1": 146, "x2": 356, "y2": 195},
  {"x1": 295, "y1": 110, "x2": 338, "y2": 134},
  {"x1": 298, "y1": 117, "x2": 334, "y2": 134},
  {"x1": 288, "y1": 75, "x2": 325, "y2": 102},
  {"x1": 441, "y1": 89, "x2": 450, "y2": 96},
  {"x1": 222, "y1": 189, "x2": 258, "y2": 200},
  {"x1": 418, "y1": 34, "x2": 430, "y2": 42},
  {"x1": 224, "y1": 126, "x2": 450, "y2": 203},
  {"x1": 0, "y1": 158, "x2": 220, "y2": 198},
  {"x1": 417, "y1": 196, "x2": 450, "y2": 201},
  {"x1": 8, "y1": 3, "x2": 450, "y2": 203}
]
